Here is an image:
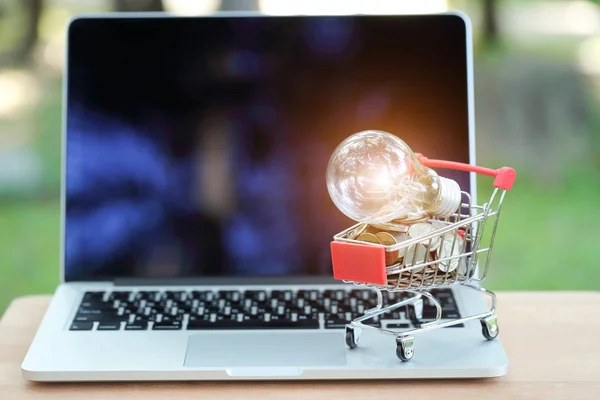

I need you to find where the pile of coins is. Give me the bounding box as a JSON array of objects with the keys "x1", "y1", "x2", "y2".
[{"x1": 347, "y1": 219, "x2": 468, "y2": 288}]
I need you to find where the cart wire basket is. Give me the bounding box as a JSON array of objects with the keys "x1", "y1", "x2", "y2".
[{"x1": 330, "y1": 154, "x2": 516, "y2": 361}]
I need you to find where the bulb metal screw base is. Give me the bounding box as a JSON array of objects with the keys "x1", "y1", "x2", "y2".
[{"x1": 433, "y1": 177, "x2": 462, "y2": 218}]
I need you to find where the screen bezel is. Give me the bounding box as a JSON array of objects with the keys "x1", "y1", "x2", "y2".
[{"x1": 60, "y1": 11, "x2": 477, "y2": 284}]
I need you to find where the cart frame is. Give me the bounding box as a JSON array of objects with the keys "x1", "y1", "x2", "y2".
[{"x1": 330, "y1": 155, "x2": 516, "y2": 361}]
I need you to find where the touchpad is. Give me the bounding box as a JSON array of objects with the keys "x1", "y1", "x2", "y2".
[{"x1": 184, "y1": 332, "x2": 347, "y2": 368}]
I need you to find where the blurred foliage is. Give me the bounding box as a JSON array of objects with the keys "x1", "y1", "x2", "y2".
[{"x1": 1, "y1": 0, "x2": 600, "y2": 314}]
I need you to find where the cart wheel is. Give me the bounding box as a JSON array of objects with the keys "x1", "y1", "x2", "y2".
[
  {"x1": 396, "y1": 336, "x2": 415, "y2": 362},
  {"x1": 480, "y1": 315, "x2": 499, "y2": 340},
  {"x1": 345, "y1": 325, "x2": 359, "y2": 349}
]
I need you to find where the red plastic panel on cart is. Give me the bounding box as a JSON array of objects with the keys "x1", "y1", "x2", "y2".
[{"x1": 330, "y1": 241, "x2": 387, "y2": 285}]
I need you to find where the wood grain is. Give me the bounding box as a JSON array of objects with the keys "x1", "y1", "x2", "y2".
[{"x1": 0, "y1": 292, "x2": 598, "y2": 399}]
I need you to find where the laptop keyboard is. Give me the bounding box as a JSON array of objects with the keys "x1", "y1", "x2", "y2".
[{"x1": 69, "y1": 288, "x2": 461, "y2": 331}]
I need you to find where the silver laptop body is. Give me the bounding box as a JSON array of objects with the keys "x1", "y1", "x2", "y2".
[{"x1": 22, "y1": 11, "x2": 508, "y2": 381}]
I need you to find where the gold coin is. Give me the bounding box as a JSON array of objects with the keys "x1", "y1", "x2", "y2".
[
  {"x1": 425, "y1": 238, "x2": 442, "y2": 252},
  {"x1": 375, "y1": 232, "x2": 399, "y2": 266},
  {"x1": 375, "y1": 231, "x2": 396, "y2": 244},
  {"x1": 365, "y1": 224, "x2": 381, "y2": 234},
  {"x1": 356, "y1": 232, "x2": 382, "y2": 245},
  {"x1": 437, "y1": 236, "x2": 465, "y2": 272},
  {"x1": 408, "y1": 222, "x2": 442, "y2": 252},
  {"x1": 407, "y1": 222, "x2": 433, "y2": 237},
  {"x1": 404, "y1": 244, "x2": 430, "y2": 270},
  {"x1": 348, "y1": 223, "x2": 367, "y2": 240},
  {"x1": 391, "y1": 232, "x2": 409, "y2": 258},
  {"x1": 386, "y1": 232, "x2": 436, "y2": 275},
  {"x1": 392, "y1": 232, "x2": 409, "y2": 242}
]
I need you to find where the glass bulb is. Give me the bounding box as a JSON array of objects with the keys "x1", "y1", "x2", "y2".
[{"x1": 326, "y1": 130, "x2": 461, "y2": 223}]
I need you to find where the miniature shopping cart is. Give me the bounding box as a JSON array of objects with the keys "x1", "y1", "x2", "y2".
[{"x1": 330, "y1": 155, "x2": 516, "y2": 361}]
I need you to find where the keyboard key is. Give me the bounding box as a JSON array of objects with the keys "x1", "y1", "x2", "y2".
[
  {"x1": 70, "y1": 322, "x2": 94, "y2": 331},
  {"x1": 75, "y1": 309, "x2": 104, "y2": 316},
  {"x1": 125, "y1": 322, "x2": 148, "y2": 330},
  {"x1": 325, "y1": 312, "x2": 380, "y2": 328},
  {"x1": 76, "y1": 304, "x2": 114, "y2": 313},
  {"x1": 72, "y1": 315, "x2": 94, "y2": 322},
  {"x1": 380, "y1": 310, "x2": 402, "y2": 320},
  {"x1": 430, "y1": 288, "x2": 451, "y2": 297},
  {"x1": 164, "y1": 291, "x2": 187, "y2": 301},
  {"x1": 422, "y1": 306, "x2": 461, "y2": 319},
  {"x1": 430, "y1": 289, "x2": 456, "y2": 304},
  {"x1": 324, "y1": 318, "x2": 348, "y2": 329},
  {"x1": 97, "y1": 322, "x2": 121, "y2": 330},
  {"x1": 191, "y1": 290, "x2": 213, "y2": 300},
  {"x1": 109, "y1": 291, "x2": 132, "y2": 301},
  {"x1": 83, "y1": 291, "x2": 105, "y2": 301},
  {"x1": 153, "y1": 321, "x2": 182, "y2": 330},
  {"x1": 272, "y1": 290, "x2": 294, "y2": 301},
  {"x1": 135, "y1": 291, "x2": 158, "y2": 301},
  {"x1": 174, "y1": 301, "x2": 193, "y2": 313},
  {"x1": 297, "y1": 290, "x2": 320, "y2": 301},
  {"x1": 79, "y1": 301, "x2": 111, "y2": 309},
  {"x1": 218, "y1": 291, "x2": 242, "y2": 302},
  {"x1": 244, "y1": 290, "x2": 268, "y2": 302},
  {"x1": 160, "y1": 315, "x2": 184, "y2": 323},
  {"x1": 350, "y1": 289, "x2": 371, "y2": 301},
  {"x1": 118, "y1": 301, "x2": 143, "y2": 313},
  {"x1": 73, "y1": 314, "x2": 126, "y2": 323}
]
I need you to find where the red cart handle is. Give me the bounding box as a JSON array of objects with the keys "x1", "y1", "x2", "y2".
[{"x1": 416, "y1": 154, "x2": 516, "y2": 191}]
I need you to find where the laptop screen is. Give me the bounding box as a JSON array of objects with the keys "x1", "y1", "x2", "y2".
[{"x1": 64, "y1": 14, "x2": 471, "y2": 281}]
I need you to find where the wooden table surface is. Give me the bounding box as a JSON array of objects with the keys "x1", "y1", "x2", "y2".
[{"x1": 0, "y1": 292, "x2": 598, "y2": 399}]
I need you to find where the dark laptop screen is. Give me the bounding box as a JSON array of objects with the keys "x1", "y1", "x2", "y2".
[{"x1": 64, "y1": 14, "x2": 471, "y2": 281}]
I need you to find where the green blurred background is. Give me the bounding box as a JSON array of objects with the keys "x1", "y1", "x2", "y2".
[{"x1": 1, "y1": 0, "x2": 599, "y2": 314}]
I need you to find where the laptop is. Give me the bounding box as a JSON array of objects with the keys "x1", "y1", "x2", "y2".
[{"x1": 22, "y1": 11, "x2": 508, "y2": 381}]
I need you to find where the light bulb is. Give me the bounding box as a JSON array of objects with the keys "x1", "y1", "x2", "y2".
[{"x1": 326, "y1": 130, "x2": 461, "y2": 223}]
